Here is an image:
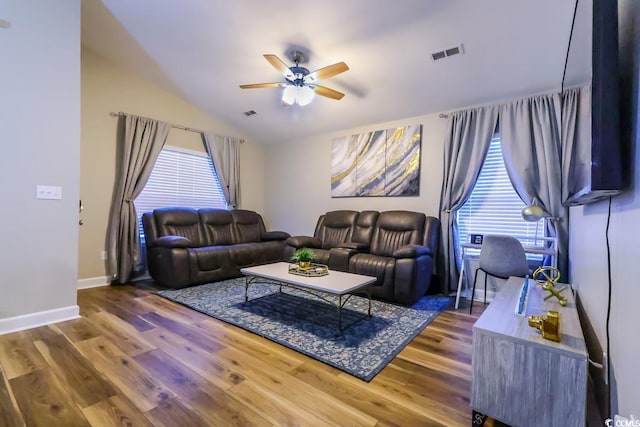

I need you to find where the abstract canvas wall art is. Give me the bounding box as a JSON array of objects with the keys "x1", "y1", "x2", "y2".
[{"x1": 331, "y1": 125, "x2": 421, "y2": 197}]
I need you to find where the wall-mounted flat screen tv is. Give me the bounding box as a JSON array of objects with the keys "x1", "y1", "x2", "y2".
[{"x1": 562, "y1": 0, "x2": 628, "y2": 206}]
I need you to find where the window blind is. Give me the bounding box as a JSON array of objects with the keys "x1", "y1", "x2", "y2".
[
  {"x1": 455, "y1": 135, "x2": 544, "y2": 264},
  {"x1": 134, "y1": 146, "x2": 227, "y2": 238}
]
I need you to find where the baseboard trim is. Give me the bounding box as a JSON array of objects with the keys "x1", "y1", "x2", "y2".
[
  {"x1": 0, "y1": 305, "x2": 80, "y2": 335},
  {"x1": 78, "y1": 276, "x2": 109, "y2": 289}
]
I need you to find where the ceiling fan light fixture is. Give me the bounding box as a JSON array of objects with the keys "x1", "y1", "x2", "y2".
[
  {"x1": 281, "y1": 85, "x2": 315, "y2": 106},
  {"x1": 282, "y1": 85, "x2": 297, "y2": 105},
  {"x1": 297, "y1": 86, "x2": 315, "y2": 106}
]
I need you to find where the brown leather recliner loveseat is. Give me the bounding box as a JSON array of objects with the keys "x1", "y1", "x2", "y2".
[
  {"x1": 284, "y1": 210, "x2": 440, "y2": 305},
  {"x1": 142, "y1": 207, "x2": 289, "y2": 288}
]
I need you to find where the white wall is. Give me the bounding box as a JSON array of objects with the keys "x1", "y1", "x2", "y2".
[
  {"x1": 0, "y1": 2, "x2": 81, "y2": 324},
  {"x1": 568, "y1": 0, "x2": 640, "y2": 417},
  {"x1": 263, "y1": 113, "x2": 448, "y2": 235}
]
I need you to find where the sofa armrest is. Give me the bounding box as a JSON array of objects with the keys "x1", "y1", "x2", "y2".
[
  {"x1": 286, "y1": 236, "x2": 322, "y2": 249},
  {"x1": 148, "y1": 236, "x2": 192, "y2": 249},
  {"x1": 262, "y1": 231, "x2": 291, "y2": 241},
  {"x1": 392, "y1": 244, "x2": 432, "y2": 259},
  {"x1": 340, "y1": 242, "x2": 370, "y2": 251},
  {"x1": 328, "y1": 247, "x2": 357, "y2": 272}
]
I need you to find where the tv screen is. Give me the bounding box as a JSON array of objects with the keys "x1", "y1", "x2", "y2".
[{"x1": 562, "y1": 0, "x2": 628, "y2": 206}]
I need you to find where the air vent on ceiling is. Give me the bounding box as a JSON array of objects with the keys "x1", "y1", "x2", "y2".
[
  {"x1": 431, "y1": 44, "x2": 464, "y2": 62},
  {"x1": 243, "y1": 110, "x2": 257, "y2": 117}
]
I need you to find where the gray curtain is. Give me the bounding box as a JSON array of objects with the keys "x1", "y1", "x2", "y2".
[
  {"x1": 202, "y1": 132, "x2": 241, "y2": 208},
  {"x1": 499, "y1": 92, "x2": 569, "y2": 277},
  {"x1": 106, "y1": 115, "x2": 170, "y2": 284},
  {"x1": 438, "y1": 106, "x2": 499, "y2": 293},
  {"x1": 561, "y1": 85, "x2": 592, "y2": 204}
]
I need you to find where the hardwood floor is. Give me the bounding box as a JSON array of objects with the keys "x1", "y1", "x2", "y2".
[{"x1": 0, "y1": 282, "x2": 497, "y2": 427}]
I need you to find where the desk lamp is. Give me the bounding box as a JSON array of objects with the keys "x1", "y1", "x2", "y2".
[{"x1": 521, "y1": 198, "x2": 556, "y2": 244}]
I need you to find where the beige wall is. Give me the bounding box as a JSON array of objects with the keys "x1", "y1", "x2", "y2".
[
  {"x1": 79, "y1": 48, "x2": 265, "y2": 279},
  {"x1": 567, "y1": 0, "x2": 640, "y2": 417},
  {"x1": 0, "y1": 1, "x2": 80, "y2": 318},
  {"x1": 262, "y1": 113, "x2": 448, "y2": 236}
]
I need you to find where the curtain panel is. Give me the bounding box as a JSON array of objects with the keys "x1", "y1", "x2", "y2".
[
  {"x1": 106, "y1": 115, "x2": 170, "y2": 284},
  {"x1": 438, "y1": 106, "x2": 499, "y2": 293},
  {"x1": 561, "y1": 85, "x2": 592, "y2": 205},
  {"x1": 202, "y1": 132, "x2": 241, "y2": 208},
  {"x1": 499, "y1": 92, "x2": 569, "y2": 277}
]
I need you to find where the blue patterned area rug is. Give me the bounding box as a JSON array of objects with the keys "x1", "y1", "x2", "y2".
[{"x1": 156, "y1": 278, "x2": 451, "y2": 381}]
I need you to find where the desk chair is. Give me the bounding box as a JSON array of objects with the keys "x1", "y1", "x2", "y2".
[{"x1": 470, "y1": 235, "x2": 529, "y2": 313}]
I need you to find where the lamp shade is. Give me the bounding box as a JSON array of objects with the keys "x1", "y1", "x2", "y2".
[
  {"x1": 281, "y1": 84, "x2": 315, "y2": 106},
  {"x1": 297, "y1": 86, "x2": 315, "y2": 106},
  {"x1": 282, "y1": 85, "x2": 297, "y2": 105},
  {"x1": 522, "y1": 204, "x2": 547, "y2": 222}
]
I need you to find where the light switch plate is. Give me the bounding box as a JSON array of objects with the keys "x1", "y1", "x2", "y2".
[{"x1": 36, "y1": 185, "x2": 62, "y2": 200}]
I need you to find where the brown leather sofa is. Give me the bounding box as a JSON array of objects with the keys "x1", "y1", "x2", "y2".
[
  {"x1": 285, "y1": 210, "x2": 440, "y2": 305},
  {"x1": 142, "y1": 207, "x2": 289, "y2": 288}
]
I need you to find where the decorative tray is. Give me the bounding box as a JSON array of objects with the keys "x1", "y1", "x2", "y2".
[{"x1": 288, "y1": 263, "x2": 329, "y2": 277}]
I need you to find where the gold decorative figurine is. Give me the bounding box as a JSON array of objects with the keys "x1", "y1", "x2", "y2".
[
  {"x1": 533, "y1": 266, "x2": 567, "y2": 306},
  {"x1": 528, "y1": 310, "x2": 561, "y2": 342}
]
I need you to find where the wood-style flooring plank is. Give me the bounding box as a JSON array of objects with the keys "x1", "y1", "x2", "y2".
[
  {"x1": 73, "y1": 337, "x2": 175, "y2": 413},
  {"x1": 143, "y1": 398, "x2": 210, "y2": 427},
  {"x1": 134, "y1": 349, "x2": 270, "y2": 427},
  {"x1": 0, "y1": 368, "x2": 24, "y2": 427},
  {"x1": 0, "y1": 282, "x2": 497, "y2": 426},
  {"x1": 84, "y1": 311, "x2": 156, "y2": 356},
  {"x1": 33, "y1": 334, "x2": 117, "y2": 408},
  {"x1": 80, "y1": 292, "x2": 155, "y2": 333},
  {"x1": 289, "y1": 358, "x2": 445, "y2": 427},
  {"x1": 10, "y1": 369, "x2": 90, "y2": 427},
  {"x1": 0, "y1": 334, "x2": 47, "y2": 380},
  {"x1": 339, "y1": 368, "x2": 470, "y2": 427},
  {"x1": 141, "y1": 327, "x2": 244, "y2": 390},
  {"x1": 81, "y1": 394, "x2": 154, "y2": 427},
  {"x1": 53, "y1": 317, "x2": 103, "y2": 343},
  {"x1": 216, "y1": 345, "x2": 379, "y2": 426},
  {"x1": 196, "y1": 316, "x2": 307, "y2": 372},
  {"x1": 139, "y1": 312, "x2": 225, "y2": 353}
]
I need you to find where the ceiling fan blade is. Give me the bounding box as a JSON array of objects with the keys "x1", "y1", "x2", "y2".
[
  {"x1": 313, "y1": 85, "x2": 345, "y2": 100},
  {"x1": 263, "y1": 54, "x2": 295, "y2": 81},
  {"x1": 304, "y1": 62, "x2": 349, "y2": 84},
  {"x1": 239, "y1": 83, "x2": 284, "y2": 89}
]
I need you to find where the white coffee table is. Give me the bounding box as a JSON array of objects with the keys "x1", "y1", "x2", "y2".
[{"x1": 240, "y1": 262, "x2": 377, "y2": 334}]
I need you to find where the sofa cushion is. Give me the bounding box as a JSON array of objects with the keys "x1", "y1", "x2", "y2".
[
  {"x1": 188, "y1": 246, "x2": 231, "y2": 272},
  {"x1": 229, "y1": 243, "x2": 264, "y2": 267},
  {"x1": 369, "y1": 211, "x2": 425, "y2": 256},
  {"x1": 199, "y1": 208, "x2": 234, "y2": 246},
  {"x1": 351, "y1": 210, "x2": 379, "y2": 244},
  {"x1": 314, "y1": 210, "x2": 359, "y2": 249},
  {"x1": 231, "y1": 210, "x2": 266, "y2": 243},
  {"x1": 153, "y1": 207, "x2": 204, "y2": 247}
]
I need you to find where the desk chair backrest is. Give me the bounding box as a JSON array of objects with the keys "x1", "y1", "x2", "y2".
[{"x1": 478, "y1": 235, "x2": 529, "y2": 278}]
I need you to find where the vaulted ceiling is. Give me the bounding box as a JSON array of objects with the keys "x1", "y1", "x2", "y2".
[{"x1": 81, "y1": 0, "x2": 583, "y2": 143}]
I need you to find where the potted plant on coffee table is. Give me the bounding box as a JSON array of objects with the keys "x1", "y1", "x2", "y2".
[{"x1": 291, "y1": 247, "x2": 316, "y2": 270}]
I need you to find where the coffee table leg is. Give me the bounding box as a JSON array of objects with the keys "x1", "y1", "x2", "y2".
[
  {"x1": 245, "y1": 276, "x2": 249, "y2": 302},
  {"x1": 367, "y1": 286, "x2": 372, "y2": 317},
  {"x1": 337, "y1": 295, "x2": 343, "y2": 334}
]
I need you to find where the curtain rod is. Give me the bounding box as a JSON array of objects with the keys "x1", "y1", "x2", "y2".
[{"x1": 109, "y1": 112, "x2": 244, "y2": 143}]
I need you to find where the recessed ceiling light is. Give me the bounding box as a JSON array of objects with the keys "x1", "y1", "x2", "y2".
[{"x1": 0, "y1": 19, "x2": 11, "y2": 29}]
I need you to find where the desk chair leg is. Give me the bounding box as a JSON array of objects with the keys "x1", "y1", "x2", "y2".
[
  {"x1": 470, "y1": 268, "x2": 482, "y2": 314},
  {"x1": 483, "y1": 273, "x2": 488, "y2": 305}
]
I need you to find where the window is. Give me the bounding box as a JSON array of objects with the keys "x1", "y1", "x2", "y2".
[
  {"x1": 134, "y1": 146, "x2": 227, "y2": 239},
  {"x1": 455, "y1": 134, "x2": 545, "y2": 264}
]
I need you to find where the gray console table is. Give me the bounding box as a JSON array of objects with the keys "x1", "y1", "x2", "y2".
[{"x1": 471, "y1": 276, "x2": 587, "y2": 426}]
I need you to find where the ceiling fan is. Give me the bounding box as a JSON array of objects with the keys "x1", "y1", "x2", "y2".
[{"x1": 239, "y1": 50, "x2": 349, "y2": 106}]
